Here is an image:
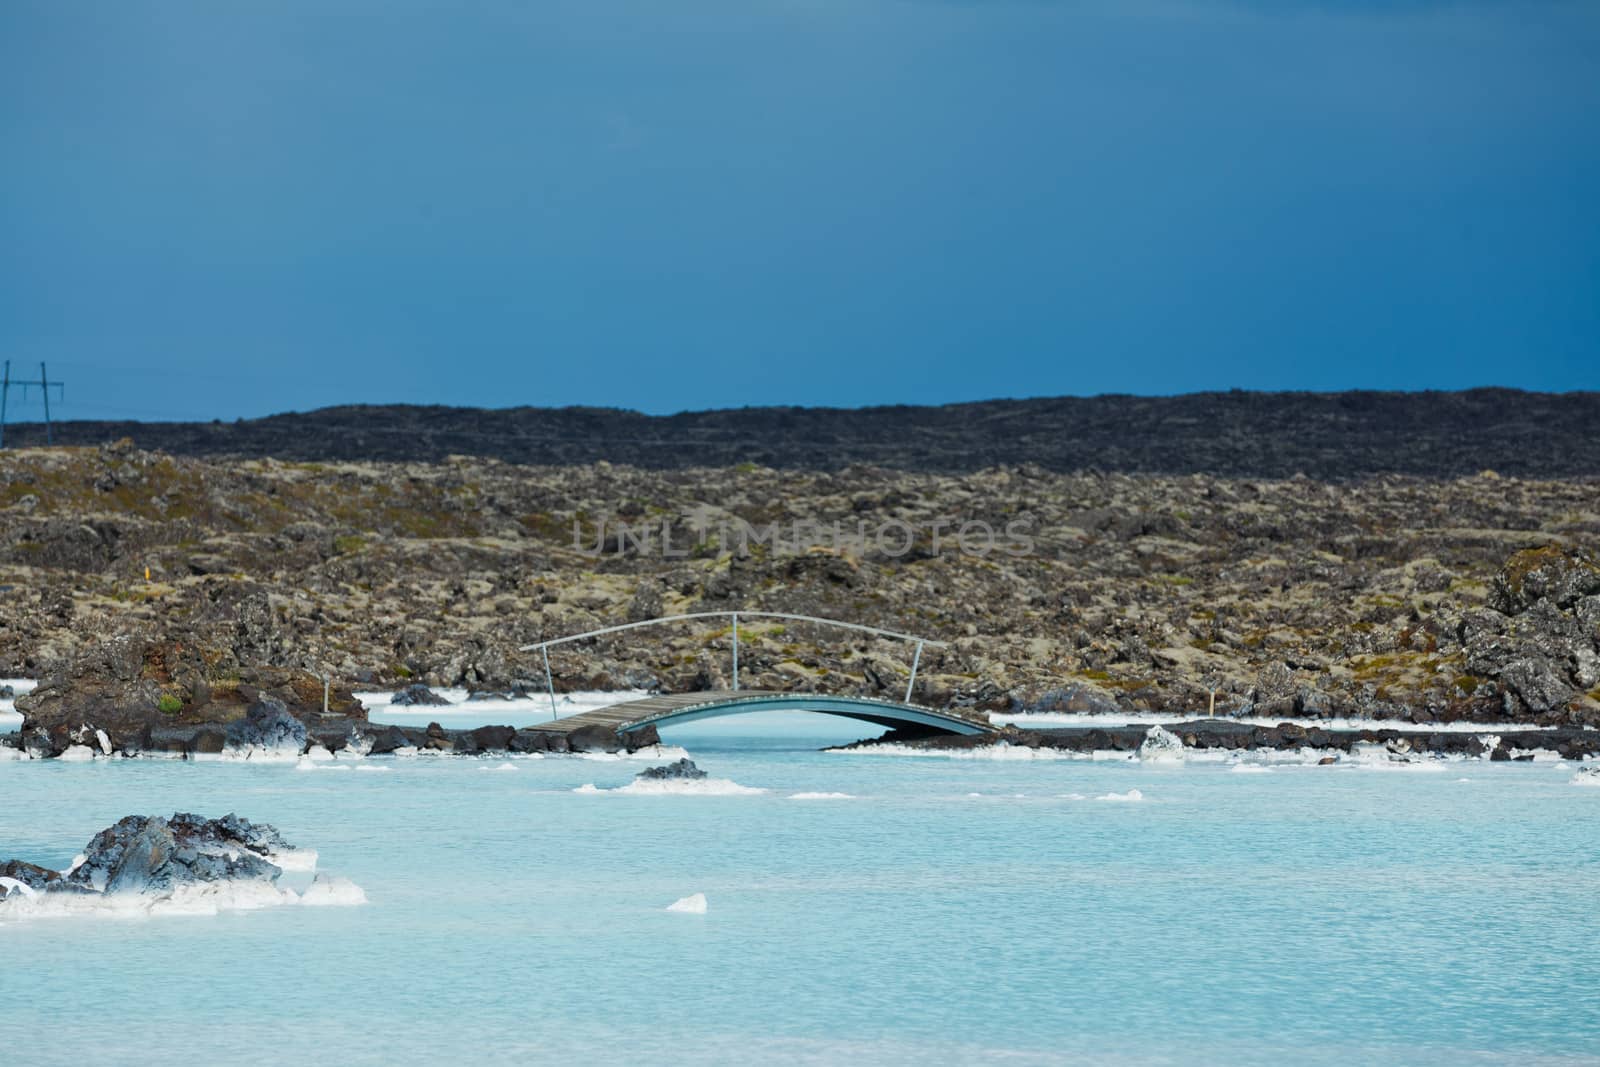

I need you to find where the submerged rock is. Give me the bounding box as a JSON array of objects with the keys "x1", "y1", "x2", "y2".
[{"x1": 636, "y1": 758, "x2": 708, "y2": 781}]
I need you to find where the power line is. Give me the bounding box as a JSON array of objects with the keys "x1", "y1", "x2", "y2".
[{"x1": 0, "y1": 362, "x2": 65, "y2": 449}]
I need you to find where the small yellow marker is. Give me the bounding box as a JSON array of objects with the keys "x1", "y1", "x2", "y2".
[{"x1": 144, "y1": 567, "x2": 150, "y2": 581}]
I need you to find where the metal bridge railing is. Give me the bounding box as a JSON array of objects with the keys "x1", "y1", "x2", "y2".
[{"x1": 519, "y1": 612, "x2": 943, "y2": 720}]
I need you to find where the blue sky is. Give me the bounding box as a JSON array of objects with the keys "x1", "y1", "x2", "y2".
[{"x1": 1, "y1": 0, "x2": 1596, "y2": 421}]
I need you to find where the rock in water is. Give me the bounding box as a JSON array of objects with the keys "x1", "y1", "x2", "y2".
[
  {"x1": 1136, "y1": 725, "x2": 1185, "y2": 761},
  {"x1": 225, "y1": 695, "x2": 309, "y2": 755},
  {"x1": 636, "y1": 758, "x2": 708, "y2": 781},
  {"x1": 0, "y1": 814, "x2": 369, "y2": 920},
  {"x1": 4, "y1": 814, "x2": 295, "y2": 899},
  {"x1": 566, "y1": 723, "x2": 624, "y2": 753},
  {"x1": 74, "y1": 813, "x2": 290, "y2": 894},
  {"x1": 0, "y1": 859, "x2": 64, "y2": 893},
  {"x1": 390, "y1": 684, "x2": 451, "y2": 707}
]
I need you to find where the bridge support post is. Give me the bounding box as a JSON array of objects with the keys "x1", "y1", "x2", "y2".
[
  {"x1": 731, "y1": 613, "x2": 739, "y2": 691},
  {"x1": 905, "y1": 640, "x2": 924, "y2": 703},
  {"x1": 542, "y1": 646, "x2": 557, "y2": 721}
]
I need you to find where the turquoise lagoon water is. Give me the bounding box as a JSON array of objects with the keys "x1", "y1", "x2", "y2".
[{"x1": 2, "y1": 712, "x2": 1598, "y2": 1066}]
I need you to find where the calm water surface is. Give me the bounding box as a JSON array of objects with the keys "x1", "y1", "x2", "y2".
[{"x1": 2, "y1": 713, "x2": 1597, "y2": 1065}]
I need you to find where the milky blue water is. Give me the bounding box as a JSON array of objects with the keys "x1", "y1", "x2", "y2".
[{"x1": 3, "y1": 713, "x2": 1598, "y2": 1066}]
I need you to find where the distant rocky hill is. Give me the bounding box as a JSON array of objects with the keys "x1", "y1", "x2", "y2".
[{"x1": 4, "y1": 389, "x2": 1598, "y2": 479}]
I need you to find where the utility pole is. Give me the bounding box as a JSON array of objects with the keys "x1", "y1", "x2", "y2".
[
  {"x1": 40, "y1": 363, "x2": 52, "y2": 445},
  {"x1": 0, "y1": 361, "x2": 65, "y2": 449}
]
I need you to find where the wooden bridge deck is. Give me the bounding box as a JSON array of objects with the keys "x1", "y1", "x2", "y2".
[{"x1": 528, "y1": 690, "x2": 995, "y2": 737}]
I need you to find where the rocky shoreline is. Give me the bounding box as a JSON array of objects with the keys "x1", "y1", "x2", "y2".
[
  {"x1": 4, "y1": 441, "x2": 1599, "y2": 734},
  {"x1": 5, "y1": 684, "x2": 1594, "y2": 761},
  {"x1": 840, "y1": 721, "x2": 1600, "y2": 762},
  {"x1": 1, "y1": 692, "x2": 659, "y2": 760}
]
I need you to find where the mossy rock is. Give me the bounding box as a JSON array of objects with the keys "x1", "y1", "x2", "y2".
[{"x1": 1491, "y1": 545, "x2": 1600, "y2": 615}]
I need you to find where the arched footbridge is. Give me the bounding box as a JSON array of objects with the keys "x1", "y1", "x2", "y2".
[{"x1": 519, "y1": 613, "x2": 996, "y2": 738}]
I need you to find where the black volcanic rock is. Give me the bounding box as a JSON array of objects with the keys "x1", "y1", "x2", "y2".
[
  {"x1": 566, "y1": 723, "x2": 624, "y2": 753},
  {"x1": 4, "y1": 421, "x2": 1600, "y2": 734},
  {"x1": 391, "y1": 684, "x2": 451, "y2": 707},
  {"x1": 636, "y1": 758, "x2": 707, "y2": 781},
  {"x1": 7, "y1": 389, "x2": 1600, "y2": 480},
  {"x1": 13, "y1": 636, "x2": 365, "y2": 757},
  {"x1": 224, "y1": 696, "x2": 309, "y2": 753},
  {"x1": 0, "y1": 814, "x2": 296, "y2": 900}
]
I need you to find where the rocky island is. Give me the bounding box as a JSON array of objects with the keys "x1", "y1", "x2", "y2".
[{"x1": 0, "y1": 812, "x2": 364, "y2": 917}]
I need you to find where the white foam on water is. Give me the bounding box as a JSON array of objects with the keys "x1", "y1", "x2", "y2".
[
  {"x1": 0, "y1": 873, "x2": 369, "y2": 924},
  {"x1": 666, "y1": 892, "x2": 707, "y2": 914},
  {"x1": 619, "y1": 744, "x2": 691, "y2": 761},
  {"x1": 1095, "y1": 789, "x2": 1144, "y2": 802},
  {"x1": 217, "y1": 745, "x2": 303, "y2": 764},
  {"x1": 1344, "y1": 744, "x2": 1452, "y2": 772},
  {"x1": 994, "y1": 709, "x2": 1547, "y2": 734},
  {"x1": 1572, "y1": 768, "x2": 1600, "y2": 787},
  {"x1": 0, "y1": 746, "x2": 28, "y2": 761},
  {"x1": 788, "y1": 791, "x2": 855, "y2": 800},
  {"x1": 359, "y1": 688, "x2": 648, "y2": 725},
  {"x1": 297, "y1": 874, "x2": 369, "y2": 907},
  {"x1": 0, "y1": 678, "x2": 36, "y2": 734},
  {"x1": 479, "y1": 762, "x2": 518, "y2": 772},
  {"x1": 832, "y1": 741, "x2": 1081, "y2": 761},
  {"x1": 303, "y1": 744, "x2": 335, "y2": 762},
  {"x1": 289, "y1": 764, "x2": 388, "y2": 780},
  {"x1": 575, "y1": 777, "x2": 766, "y2": 796},
  {"x1": 0, "y1": 877, "x2": 39, "y2": 900},
  {"x1": 1229, "y1": 764, "x2": 1274, "y2": 774},
  {"x1": 574, "y1": 744, "x2": 693, "y2": 763},
  {"x1": 268, "y1": 849, "x2": 319, "y2": 873},
  {"x1": 1356, "y1": 760, "x2": 1450, "y2": 773},
  {"x1": 146, "y1": 881, "x2": 285, "y2": 916},
  {"x1": 57, "y1": 744, "x2": 97, "y2": 762}
]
